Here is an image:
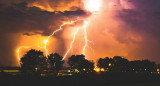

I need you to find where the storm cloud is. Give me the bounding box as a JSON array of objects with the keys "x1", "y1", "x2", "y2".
[{"x1": 0, "y1": 0, "x2": 160, "y2": 66}]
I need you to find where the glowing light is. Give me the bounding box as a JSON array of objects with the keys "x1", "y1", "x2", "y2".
[
  {"x1": 83, "y1": 0, "x2": 102, "y2": 12},
  {"x1": 101, "y1": 68, "x2": 105, "y2": 72},
  {"x1": 44, "y1": 40, "x2": 48, "y2": 44},
  {"x1": 75, "y1": 69, "x2": 79, "y2": 73},
  {"x1": 83, "y1": 68, "x2": 86, "y2": 71},
  {"x1": 157, "y1": 69, "x2": 160, "y2": 72},
  {"x1": 94, "y1": 66, "x2": 100, "y2": 72},
  {"x1": 84, "y1": 21, "x2": 88, "y2": 25},
  {"x1": 109, "y1": 63, "x2": 111, "y2": 67},
  {"x1": 96, "y1": 68, "x2": 100, "y2": 72},
  {"x1": 35, "y1": 67, "x2": 38, "y2": 71}
]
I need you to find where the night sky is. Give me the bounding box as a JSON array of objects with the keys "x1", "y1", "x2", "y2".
[{"x1": 0, "y1": 0, "x2": 160, "y2": 66}]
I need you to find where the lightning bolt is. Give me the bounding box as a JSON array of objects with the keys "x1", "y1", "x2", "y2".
[
  {"x1": 63, "y1": 20, "x2": 92, "y2": 60},
  {"x1": 17, "y1": 45, "x2": 46, "y2": 62},
  {"x1": 44, "y1": 18, "x2": 85, "y2": 58},
  {"x1": 83, "y1": 21, "x2": 89, "y2": 55},
  {"x1": 63, "y1": 28, "x2": 80, "y2": 60},
  {"x1": 17, "y1": 46, "x2": 30, "y2": 61},
  {"x1": 17, "y1": 18, "x2": 93, "y2": 62}
]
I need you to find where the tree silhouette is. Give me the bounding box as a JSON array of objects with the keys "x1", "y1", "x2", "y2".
[
  {"x1": 113, "y1": 56, "x2": 129, "y2": 72},
  {"x1": 98, "y1": 57, "x2": 114, "y2": 69},
  {"x1": 20, "y1": 49, "x2": 47, "y2": 73},
  {"x1": 129, "y1": 60, "x2": 156, "y2": 73},
  {"x1": 19, "y1": 49, "x2": 159, "y2": 75},
  {"x1": 47, "y1": 53, "x2": 64, "y2": 72},
  {"x1": 68, "y1": 55, "x2": 94, "y2": 73}
]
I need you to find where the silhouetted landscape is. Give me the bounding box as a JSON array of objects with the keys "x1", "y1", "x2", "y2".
[{"x1": 0, "y1": 49, "x2": 160, "y2": 86}]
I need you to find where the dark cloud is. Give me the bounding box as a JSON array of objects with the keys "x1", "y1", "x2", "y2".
[
  {"x1": 116, "y1": 0, "x2": 160, "y2": 40},
  {"x1": 0, "y1": 2, "x2": 89, "y2": 34},
  {"x1": 114, "y1": 0, "x2": 160, "y2": 62}
]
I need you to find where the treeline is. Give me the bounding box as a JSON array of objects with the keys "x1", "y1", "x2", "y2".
[
  {"x1": 20, "y1": 49, "x2": 160, "y2": 75},
  {"x1": 97, "y1": 56, "x2": 159, "y2": 74}
]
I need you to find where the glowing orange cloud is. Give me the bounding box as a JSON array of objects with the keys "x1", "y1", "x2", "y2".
[
  {"x1": 28, "y1": 0, "x2": 81, "y2": 12},
  {"x1": 28, "y1": 3, "x2": 54, "y2": 12}
]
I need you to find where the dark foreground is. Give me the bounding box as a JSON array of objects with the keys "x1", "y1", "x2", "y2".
[{"x1": 0, "y1": 73, "x2": 160, "y2": 86}]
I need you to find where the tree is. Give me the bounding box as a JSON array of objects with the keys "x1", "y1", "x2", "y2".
[
  {"x1": 68, "y1": 55, "x2": 85, "y2": 69},
  {"x1": 129, "y1": 60, "x2": 156, "y2": 73},
  {"x1": 78, "y1": 59, "x2": 94, "y2": 72},
  {"x1": 47, "y1": 53, "x2": 64, "y2": 72},
  {"x1": 97, "y1": 57, "x2": 114, "y2": 69},
  {"x1": 68, "y1": 55, "x2": 94, "y2": 73},
  {"x1": 20, "y1": 49, "x2": 47, "y2": 73},
  {"x1": 113, "y1": 56, "x2": 129, "y2": 72}
]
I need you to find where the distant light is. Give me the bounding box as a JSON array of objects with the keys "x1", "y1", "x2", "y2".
[
  {"x1": 83, "y1": 68, "x2": 86, "y2": 71},
  {"x1": 75, "y1": 69, "x2": 79, "y2": 73},
  {"x1": 109, "y1": 63, "x2": 111, "y2": 67},
  {"x1": 41, "y1": 74, "x2": 46, "y2": 77},
  {"x1": 96, "y1": 68, "x2": 100, "y2": 72},
  {"x1": 94, "y1": 68, "x2": 100, "y2": 72},
  {"x1": 94, "y1": 66, "x2": 101, "y2": 72},
  {"x1": 35, "y1": 67, "x2": 38, "y2": 71},
  {"x1": 68, "y1": 74, "x2": 72, "y2": 76},
  {"x1": 101, "y1": 68, "x2": 105, "y2": 72},
  {"x1": 106, "y1": 69, "x2": 108, "y2": 72},
  {"x1": 157, "y1": 69, "x2": 159, "y2": 72}
]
